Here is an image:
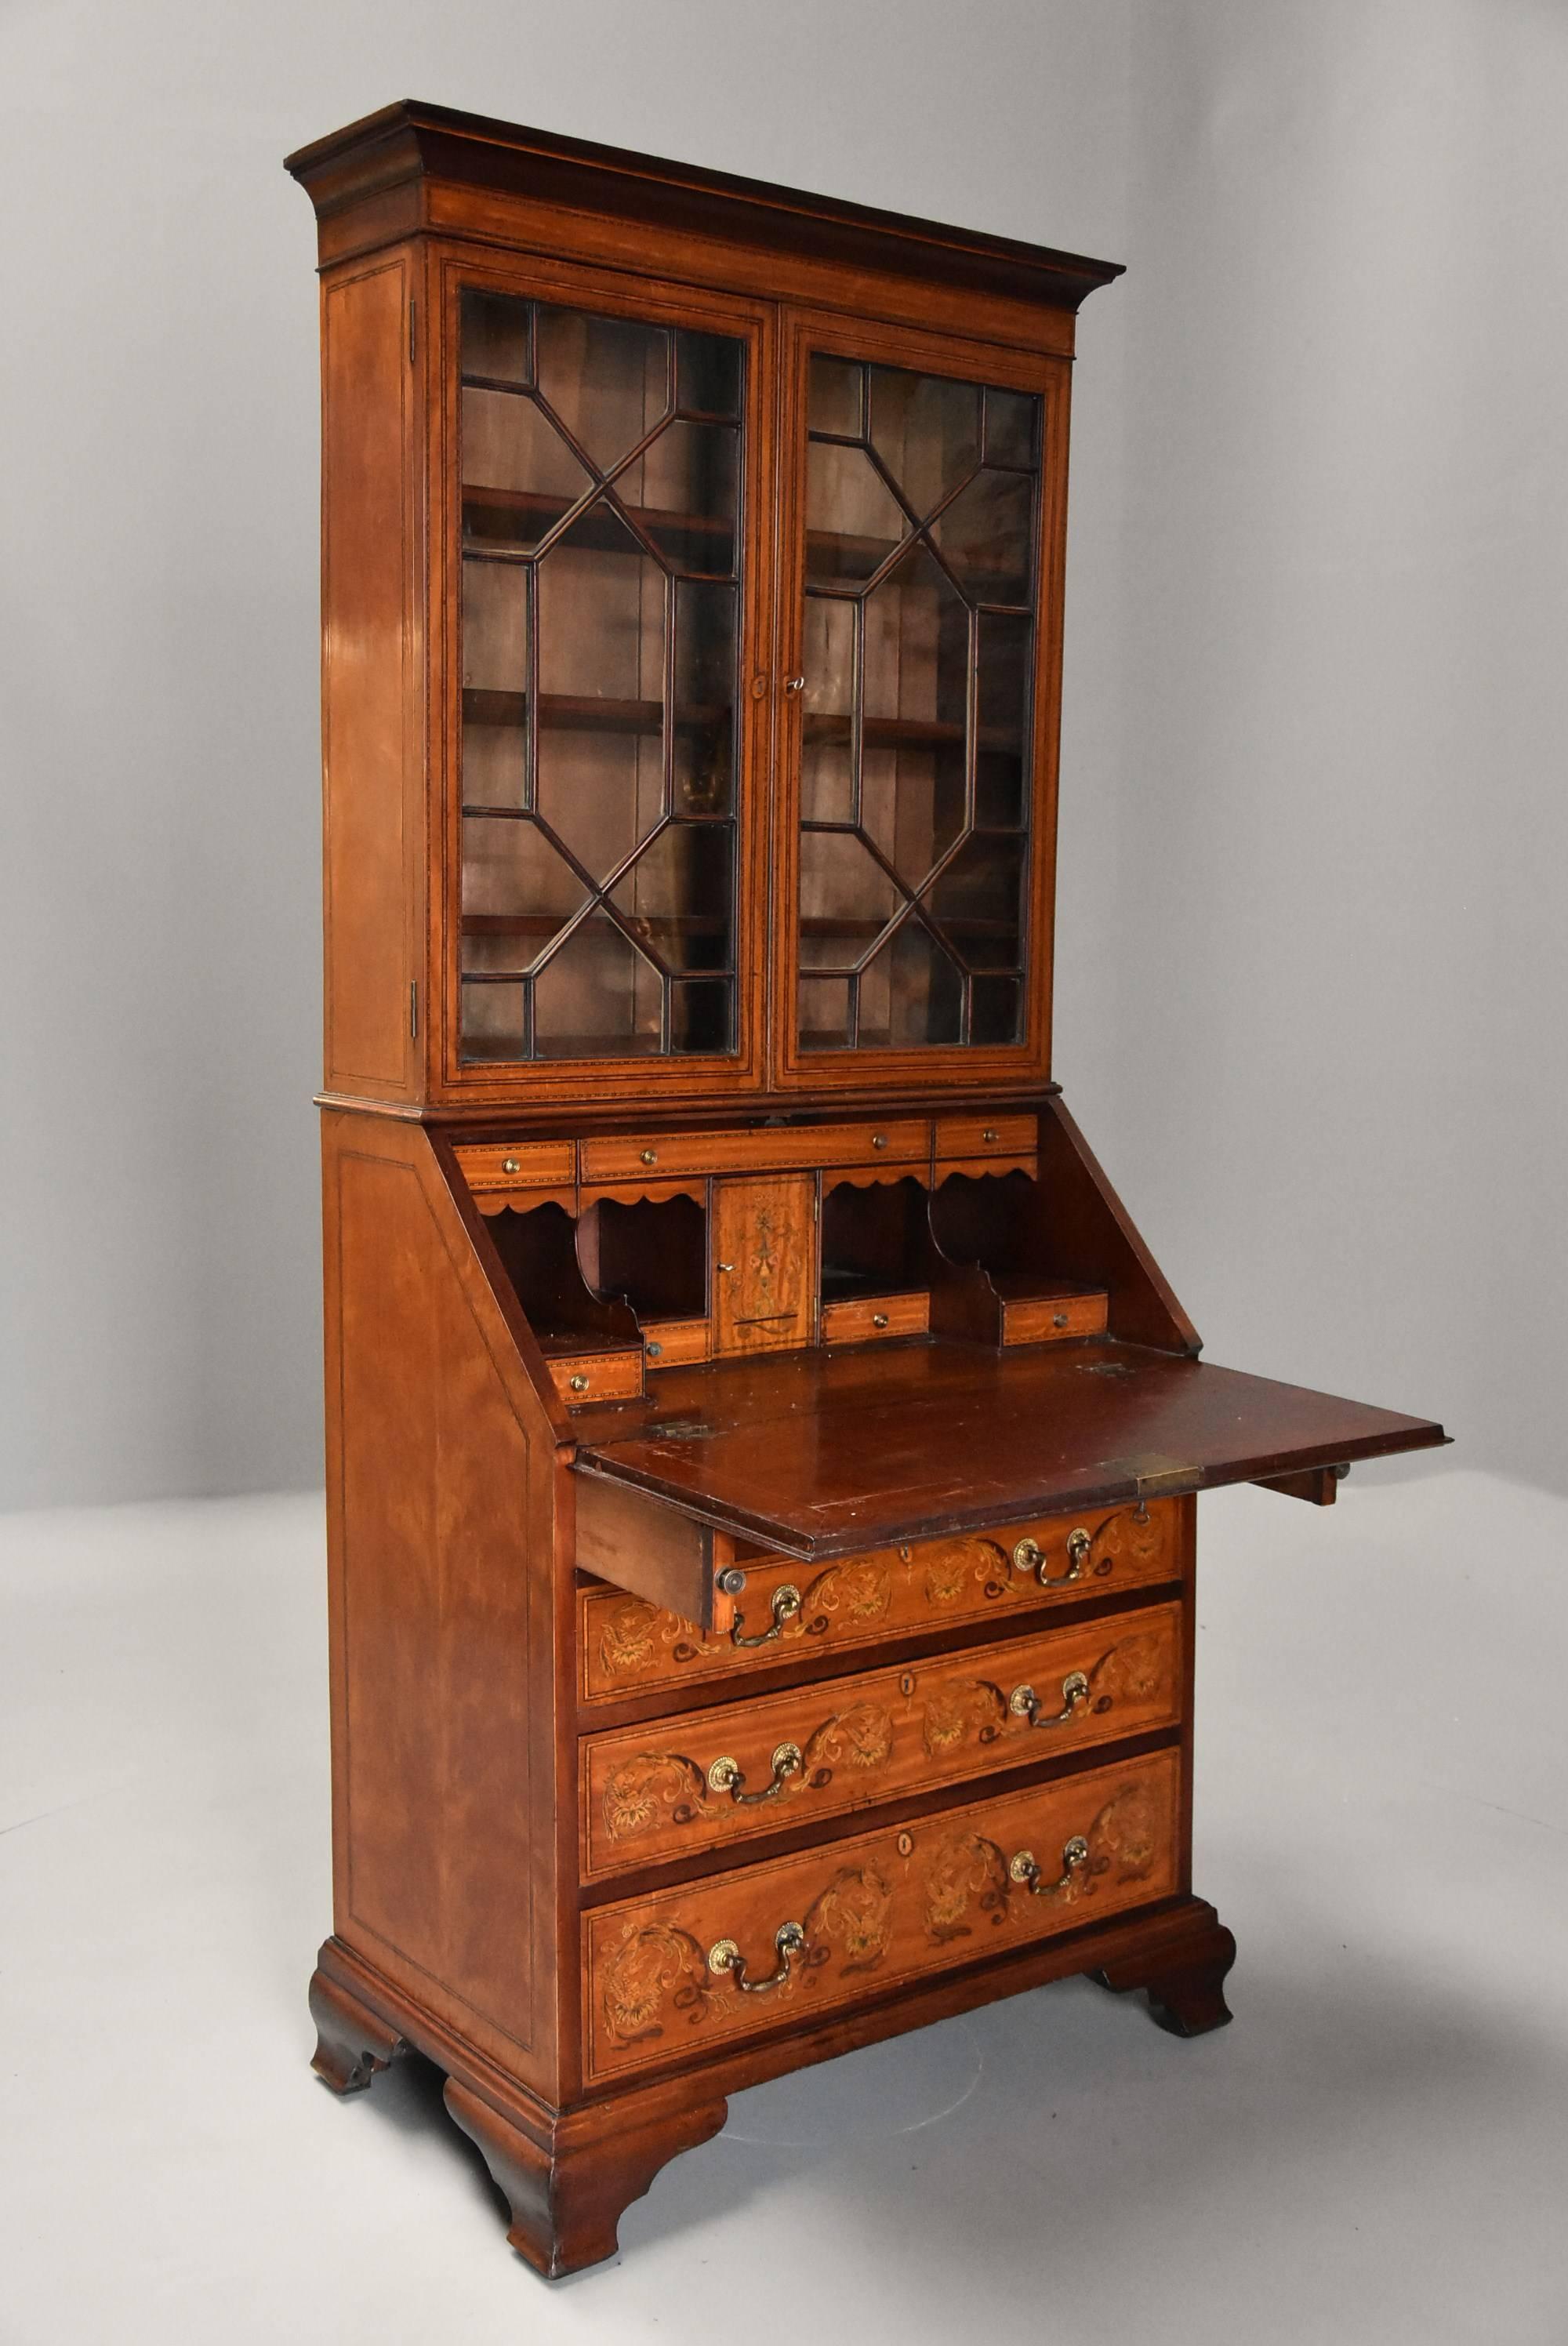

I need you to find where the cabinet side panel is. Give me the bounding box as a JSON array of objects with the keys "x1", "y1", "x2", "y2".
[
  {"x1": 321, "y1": 256, "x2": 422, "y2": 1100},
  {"x1": 321, "y1": 1112, "x2": 557, "y2": 2090}
]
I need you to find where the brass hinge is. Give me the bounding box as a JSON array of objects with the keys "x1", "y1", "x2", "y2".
[{"x1": 409, "y1": 979, "x2": 419, "y2": 1039}]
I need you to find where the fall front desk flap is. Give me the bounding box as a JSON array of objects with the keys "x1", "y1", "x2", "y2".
[{"x1": 572, "y1": 1338, "x2": 1447, "y2": 1564}]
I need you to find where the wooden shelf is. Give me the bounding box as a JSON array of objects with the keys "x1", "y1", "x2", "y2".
[
  {"x1": 463, "y1": 689, "x2": 727, "y2": 736},
  {"x1": 463, "y1": 485, "x2": 734, "y2": 563}
]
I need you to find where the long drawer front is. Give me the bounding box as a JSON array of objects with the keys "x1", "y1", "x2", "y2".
[
  {"x1": 579, "y1": 1498, "x2": 1181, "y2": 1705},
  {"x1": 583, "y1": 1748, "x2": 1180, "y2": 2083},
  {"x1": 582, "y1": 1601, "x2": 1181, "y2": 1879}
]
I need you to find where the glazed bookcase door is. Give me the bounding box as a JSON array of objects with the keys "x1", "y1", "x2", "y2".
[
  {"x1": 437, "y1": 255, "x2": 775, "y2": 1101},
  {"x1": 771, "y1": 310, "x2": 1070, "y2": 1091}
]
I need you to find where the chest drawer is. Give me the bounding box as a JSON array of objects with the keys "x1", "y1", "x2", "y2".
[
  {"x1": 577, "y1": 1498, "x2": 1181, "y2": 1705},
  {"x1": 582, "y1": 1600, "x2": 1181, "y2": 1879},
  {"x1": 583, "y1": 1747, "x2": 1179, "y2": 2082}
]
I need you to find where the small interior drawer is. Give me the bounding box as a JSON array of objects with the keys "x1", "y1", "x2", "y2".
[
  {"x1": 820, "y1": 1291, "x2": 931, "y2": 1346},
  {"x1": 579, "y1": 1120, "x2": 931, "y2": 1185},
  {"x1": 934, "y1": 1113, "x2": 1037, "y2": 1160},
  {"x1": 583, "y1": 1747, "x2": 1181, "y2": 2081},
  {"x1": 1000, "y1": 1286, "x2": 1109, "y2": 1346},
  {"x1": 641, "y1": 1317, "x2": 711, "y2": 1369},
  {"x1": 547, "y1": 1349, "x2": 644, "y2": 1407},
  {"x1": 455, "y1": 1140, "x2": 577, "y2": 1195}
]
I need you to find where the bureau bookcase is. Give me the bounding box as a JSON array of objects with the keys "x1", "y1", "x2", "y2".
[{"x1": 287, "y1": 103, "x2": 1447, "y2": 2279}]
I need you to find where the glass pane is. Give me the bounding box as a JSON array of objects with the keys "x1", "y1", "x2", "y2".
[
  {"x1": 799, "y1": 975, "x2": 852, "y2": 1048},
  {"x1": 798, "y1": 830, "x2": 897, "y2": 971},
  {"x1": 984, "y1": 387, "x2": 1038, "y2": 469},
  {"x1": 459, "y1": 979, "x2": 526, "y2": 1061},
  {"x1": 975, "y1": 611, "x2": 1031, "y2": 830},
  {"x1": 461, "y1": 290, "x2": 532, "y2": 386},
  {"x1": 859, "y1": 922, "x2": 963, "y2": 1047},
  {"x1": 461, "y1": 815, "x2": 588, "y2": 957},
  {"x1": 461, "y1": 558, "x2": 527, "y2": 696},
  {"x1": 535, "y1": 305, "x2": 669, "y2": 471},
  {"x1": 800, "y1": 597, "x2": 855, "y2": 825},
  {"x1": 533, "y1": 914, "x2": 662, "y2": 1059},
  {"x1": 535, "y1": 502, "x2": 663, "y2": 878},
  {"x1": 677, "y1": 329, "x2": 741, "y2": 419},
  {"x1": 869, "y1": 367, "x2": 981, "y2": 517},
  {"x1": 670, "y1": 976, "x2": 731, "y2": 1054},
  {"x1": 927, "y1": 834, "x2": 1025, "y2": 970},
  {"x1": 463, "y1": 388, "x2": 590, "y2": 550},
  {"x1": 456, "y1": 289, "x2": 746, "y2": 1065},
  {"x1": 808, "y1": 354, "x2": 863, "y2": 437},
  {"x1": 931, "y1": 468, "x2": 1036, "y2": 606},
  {"x1": 806, "y1": 442, "x2": 906, "y2": 586},
  {"x1": 673, "y1": 579, "x2": 736, "y2": 818},
  {"x1": 797, "y1": 350, "x2": 1042, "y2": 1055},
  {"x1": 971, "y1": 975, "x2": 1022, "y2": 1044},
  {"x1": 609, "y1": 822, "x2": 733, "y2": 973},
  {"x1": 639, "y1": 419, "x2": 737, "y2": 575}
]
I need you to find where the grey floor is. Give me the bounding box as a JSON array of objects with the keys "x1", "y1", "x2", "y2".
[{"x1": 3, "y1": 1467, "x2": 1565, "y2": 2344}]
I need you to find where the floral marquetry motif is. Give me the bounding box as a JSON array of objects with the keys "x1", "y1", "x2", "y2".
[
  {"x1": 921, "y1": 1537, "x2": 1014, "y2": 1607},
  {"x1": 601, "y1": 1753, "x2": 709, "y2": 1843},
  {"x1": 804, "y1": 1867, "x2": 893, "y2": 1975},
  {"x1": 803, "y1": 1701, "x2": 895, "y2": 1782},
  {"x1": 920, "y1": 1676, "x2": 1007, "y2": 1755},
  {"x1": 920, "y1": 1832, "x2": 1011, "y2": 1943},
  {"x1": 599, "y1": 1923, "x2": 713, "y2": 2047}
]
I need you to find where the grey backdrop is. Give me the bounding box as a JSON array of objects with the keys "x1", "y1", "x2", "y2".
[{"x1": 2, "y1": 0, "x2": 1562, "y2": 1510}]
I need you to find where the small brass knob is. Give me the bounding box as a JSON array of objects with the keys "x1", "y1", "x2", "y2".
[
  {"x1": 1052, "y1": 1312, "x2": 1069, "y2": 1329},
  {"x1": 872, "y1": 1312, "x2": 889, "y2": 1330},
  {"x1": 502, "y1": 1156, "x2": 521, "y2": 1175},
  {"x1": 871, "y1": 1132, "x2": 887, "y2": 1149},
  {"x1": 982, "y1": 1128, "x2": 1000, "y2": 1143},
  {"x1": 640, "y1": 1148, "x2": 658, "y2": 1165},
  {"x1": 645, "y1": 1341, "x2": 662, "y2": 1360},
  {"x1": 568, "y1": 1374, "x2": 590, "y2": 1393}
]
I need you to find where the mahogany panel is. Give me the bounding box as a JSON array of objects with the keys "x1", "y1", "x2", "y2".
[
  {"x1": 581, "y1": 1600, "x2": 1181, "y2": 1877},
  {"x1": 320, "y1": 256, "x2": 423, "y2": 1102},
  {"x1": 577, "y1": 1498, "x2": 1181, "y2": 1705},
  {"x1": 583, "y1": 1749, "x2": 1180, "y2": 2081},
  {"x1": 574, "y1": 1337, "x2": 1446, "y2": 1560},
  {"x1": 321, "y1": 1111, "x2": 558, "y2": 2087}
]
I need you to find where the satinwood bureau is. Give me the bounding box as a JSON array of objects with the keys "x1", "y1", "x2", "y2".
[{"x1": 286, "y1": 102, "x2": 1448, "y2": 2278}]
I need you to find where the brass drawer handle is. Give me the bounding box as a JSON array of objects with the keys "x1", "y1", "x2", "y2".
[
  {"x1": 982, "y1": 1128, "x2": 1000, "y2": 1143},
  {"x1": 640, "y1": 1148, "x2": 658, "y2": 1165},
  {"x1": 501, "y1": 1156, "x2": 521, "y2": 1175},
  {"x1": 1008, "y1": 1671, "x2": 1090, "y2": 1729},
  {"x1": 871, "y1": 1311, "x2": 889, "y2": 1330},
  {"x1": 1009, "y1": 1836, "x2": 1091, "y2": 1898},
  {"x1": 1013, "y1": 1526, "x2": 1091, "y2": 1585},
  {"x1": 706, "y1": 1741, "x2": 804, "y2": 1804},
  {"x1": 730, "y1": 1583, "x2": 802, "y2": 1647},
  {"x1": 709, "y1": 1920, "x2": 807, "y2": 1992},
  {"x1": 568, "y1": 1374, "x2": 590, "y2": 1393},
  {"x1": 870, "y1": 1131, "x2": 888, "y2": 1148}
]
